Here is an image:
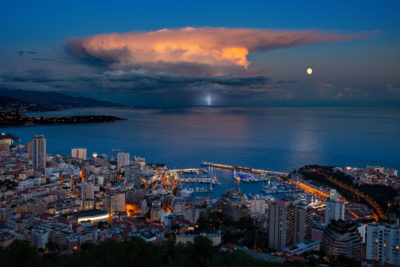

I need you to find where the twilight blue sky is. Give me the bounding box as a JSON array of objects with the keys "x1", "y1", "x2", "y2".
[{"x1": 0, "y1": 0, "x2": 399, "y2": 106}]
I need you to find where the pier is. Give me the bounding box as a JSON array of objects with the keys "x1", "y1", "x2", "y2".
[
  {"x1": 178, "y1": 177, "x2": 217, "y2": 184},
  {"x1": 201, "y1": 162, "x2": 289, "y2": 176},
  {"x1": 171, "y1": 168, "x2": 208, "y2": 174}
]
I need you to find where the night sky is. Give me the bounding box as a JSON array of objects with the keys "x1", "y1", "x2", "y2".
[{"x1": 1, "y1": 0, "x2": 399, "y2": 106}]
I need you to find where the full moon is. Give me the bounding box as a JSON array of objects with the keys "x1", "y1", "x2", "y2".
[{"x1": 306, "y1": 68, "x2": 313, "y2": 75}]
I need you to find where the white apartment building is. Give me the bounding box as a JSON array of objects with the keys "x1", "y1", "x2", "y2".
[
  {"x1": 324, "y1": 189, "x2": 345, "y2": 225},
  {"x1": 117, "y1": 152, "x2": 130, "y2": 170},
  {"x1": 366, "y1": 222, "x2": 400, "y2": 266},
  {"x1": 71, "y1": 148, "x2": 87, "y2": 160}
]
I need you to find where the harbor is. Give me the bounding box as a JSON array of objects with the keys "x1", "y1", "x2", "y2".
[
  {"x1": 170, "y1": 162, "x2": 324, "y2": 204},
  {"x1": 156, "y1": 162, "x2": 332, "y2": 206}
]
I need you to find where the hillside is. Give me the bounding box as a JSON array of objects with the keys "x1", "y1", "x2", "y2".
[{"x1": 0, "y1": 89, "x2": 124, "y2": 112}]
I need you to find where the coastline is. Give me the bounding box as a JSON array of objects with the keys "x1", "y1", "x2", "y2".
[{"x1": 0, "y1": 111, "x2": 125, "y2": 127}]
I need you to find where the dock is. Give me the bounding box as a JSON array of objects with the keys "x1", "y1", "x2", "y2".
[
  {"x1": 178, "y1": 177, "x2": 217, "y2": 184},
  {"x1": 171, "y1": 168, "x2": 208, "y2": 174},
  {"x1": 201, "y1": 162, "x2": 289, "y2": 176}
]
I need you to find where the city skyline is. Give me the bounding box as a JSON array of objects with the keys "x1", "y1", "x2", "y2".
[
  {"x1": 1, "y1": 133, "x2": 399, "y2": 265},
  {"x1": 0, "y1": 1, "x2": 399, "y2": 265}
]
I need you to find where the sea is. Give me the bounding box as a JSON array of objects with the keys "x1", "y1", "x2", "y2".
[{"x1": 3, "y1": 106, "x2": 400, "y2": 199}]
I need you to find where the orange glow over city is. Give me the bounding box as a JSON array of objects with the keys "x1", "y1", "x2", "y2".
[
  {"x1": 125, "y1": 203, "x2": 139, "y2": 216},
  {"x1": 312, "y1": 169, "x2": 384, "y2": 221},
  {"x1": 80, "y1": 170, "x2": 86, "y2": 182}
]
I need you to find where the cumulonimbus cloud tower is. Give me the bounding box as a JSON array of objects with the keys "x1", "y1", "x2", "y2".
[{"x1": 67, "y1": 27, "x2": 354, "y2": 75}]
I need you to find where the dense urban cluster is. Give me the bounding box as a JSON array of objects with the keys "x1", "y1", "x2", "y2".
[
  {"x1": 0, "y1": 134, "x2": 399, "y2": 266},
  {"x1": 344, "y1": 165, "x2": 399, "y2": 189}
]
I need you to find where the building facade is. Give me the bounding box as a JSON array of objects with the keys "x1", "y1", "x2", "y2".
[
  {"x1": 32, "y1": 135, "x2": 46, "y2": 170},
  {"x1": 250, "y1": 196, "x2": 266, "y2": 215},
  {"x1": 81, "y1": 182, "x2": 94, "y2": 200},
  {"x1": 268, "y1": 200, "x2": 295, "y2": 251},
  {"x1": 366, "y1": 222, "x2": 400, "y2": 266},
  {"x1": 294, "y1": 203, "x2": 313, "y2": 244},
  {"x1": 105, "y1": 192, "x2": 126, "y2": 213},
  {"x1": 150, "y1": 200, "x2": 163, "y2": 221},
  {"x1": 324, "y1": 189, "x2": 345, "y2": 225},
  {"x1": 125, "y1": 162, "x2": 142, "y2": 188},
  {"x1": 215, "y1": 188, "x2": 249, "y2": 221},
  {"x1": 321, "y1": 220, "x2": 362, "y2": 261},
  {"x1": 71, "y1": 148, "x2": 87, "y2": 160},
  {"x1": 117, "y1": 152, "x2": 130, "y2": 170},
  {"x1": 268, "y1": 200, "x2": 313, "y2": 251}
]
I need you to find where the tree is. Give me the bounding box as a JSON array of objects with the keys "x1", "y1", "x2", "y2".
[
  {"x1": 0, "y1": 240, "x2": 45, "y2": 267},
  {"x1": 46, "y1": 241, "x2": 58, "y2": 252}
]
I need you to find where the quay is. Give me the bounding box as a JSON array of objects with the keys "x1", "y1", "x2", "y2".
[
  {"x1": 201, "y1": 162, "x2": 331, "y2": 200},
  {"x1": 201, "y1": 162, "x2": 289, "y2": 176},
  {"x1": 178, "y1": 177, "x2": 217, "y2": 183},
  {"x1": 171, "y1": 168, "x2": 208, "y2": 174}
]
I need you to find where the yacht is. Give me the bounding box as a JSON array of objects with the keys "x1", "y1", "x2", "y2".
[{"x1": 180, "y1": 188, "x2": 194, "y2": 197}]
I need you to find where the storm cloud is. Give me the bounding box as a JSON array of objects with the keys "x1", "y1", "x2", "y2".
[
  {"x1": 66, "y1": 27, "x2": 354, "y2": 75},
  {"x1": 0, "y1": 27, "x2": 387, "y2": 106}
]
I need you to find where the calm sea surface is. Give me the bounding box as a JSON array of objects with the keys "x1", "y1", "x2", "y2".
[{"x1": 4, "y1": 106, "x2": 400, "y2": 197}]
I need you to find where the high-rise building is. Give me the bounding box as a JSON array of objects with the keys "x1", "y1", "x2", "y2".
[
  {"x1": 117, "y1": 152, "x2": 130, "y2": 170},
  {"x1": 183, "y1": 206, "x2": 200, "y2": 224},
  {"x1": 324, "y1": 189, "x2": 345, "y2": 225},
  {"x1": 250, "y1": 196, "x2": 266, "y2": 215},
  {"x1": 105, "y1": 192, "x2": 125, "y2": 213},
  {"x1": 0, "y1": 137, "x2": 11, "y2": 152},
  {"x1": 321, "y1": 220, "x2": 362, "y2": 261},
  {"x1": 215, "y1": 188, "x2": 249, "y2": 221},
  {"x1": 71, "y1": 148, "x2": 87, "y2": 160},
  {"x1": 269, "y1": 200, "x2": 313, "y2": 251},
  {"x1": 31, "y1": 227, "x2": 50, "y2": 250},
  {"x1": 124, "y1": 162, "x2": 142, "y2": 188},
  {"x1": 366, "y1": 222, "x2": 400, "y2": 266},
  {"x1": 269, "y1": 200, "x2": 295, "y2": 251},
  {"x1": 133, "y1": 156, "x2": 146, "y2": 169},
  {"x1": 32, "y1": 135, "x2": 46, "y2": 170},
  {"x1": 81, "y1": 182, "x2": 94, "y2": 200},
  {"x1": 0, "y1": 143, "x2": 9, "y2": 152},
  {"x1": 294, "y1": 203, "x2": 313, "y2": 244},
  {"x1": 150, "y1": 200, "x2": 163, "y2": 222}
]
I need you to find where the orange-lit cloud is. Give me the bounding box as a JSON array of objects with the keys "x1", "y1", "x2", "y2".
[{"x1": 67, "y1": 27, "x2": 353, "y2": 74}]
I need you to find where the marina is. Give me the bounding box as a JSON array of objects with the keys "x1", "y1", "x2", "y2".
[
  {"x1": 169, "y1": 163, "x2": 320, "y2": 203},
  {"x1": 177, "y1": 177, "x2": 217, "y2": 184},
  {"x1": 163, "y1": 162, "x2": 333, "y2": 206}
]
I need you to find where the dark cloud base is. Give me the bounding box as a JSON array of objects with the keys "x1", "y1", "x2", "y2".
[{"x1": 1, "y1": 68, "x2": 399, "y2": 107}]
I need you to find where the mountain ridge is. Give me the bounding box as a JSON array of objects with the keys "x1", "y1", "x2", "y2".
[{"x1": 0, "y1": 88, "x2": 124, "y2": 112}]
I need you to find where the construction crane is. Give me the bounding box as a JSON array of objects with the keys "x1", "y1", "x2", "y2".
[{"x1": 111, "y1": 148, "x2": 122, "y2": 160}]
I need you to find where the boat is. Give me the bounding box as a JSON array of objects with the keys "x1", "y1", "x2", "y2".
[
  {"x1": 195, "y1": 187, "x2": 213, "y2": 193},
  {"x1": 180, "y1": 188, "x2": 194, "y2": 197},
  {"x1": 233, "y1": 170, "x2": 252, "y2": 182}
]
